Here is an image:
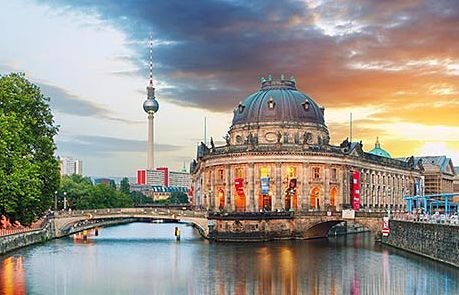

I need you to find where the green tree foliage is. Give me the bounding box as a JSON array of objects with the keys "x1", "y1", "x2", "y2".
[
  {"x1": 167, "y1": 192, "x2": 189, "y2": 204},
  {"x1": 0, "y1": 73, "x2": 60, "y2": 225},
  {"x1": 58, "y1": 174, "x2": 93, "y2": 209},
  {"x1": 130, "y1": 191, "x2": 154, "y2": 206},
  {"x1": 120, "y1": 177, "x2": 130, "y2": 195},
  {"x1": 58, "y1": 175, "x2": 133, "y2": 210}
]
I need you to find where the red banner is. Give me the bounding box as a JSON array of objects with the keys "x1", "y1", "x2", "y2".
[
  {"x1": 352, "y1": 170, "x2": 360, "y2": 210},
  {"x1": 234, "y1": 178, "x2": 245, "y2": 196}
]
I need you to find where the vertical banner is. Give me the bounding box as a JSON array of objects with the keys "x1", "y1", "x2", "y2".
[
  {"x1": 234, "y1": 178, "x2": 245, "y2": 196},
  {"x1": 260, "y1": 177, "x2": 270, "y2": 195},
  {"x1": 352, "y1": 170, "x2": 360, "y2": 210}
]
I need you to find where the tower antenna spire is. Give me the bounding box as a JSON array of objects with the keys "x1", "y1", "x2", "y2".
[{"x1": 149, "y1": 32, "x2": 154, "y2": 87}]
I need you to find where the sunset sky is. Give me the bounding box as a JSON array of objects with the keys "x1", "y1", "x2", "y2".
[{"x1": 1, "y1": 0, "x2": 458, "y2": 177}]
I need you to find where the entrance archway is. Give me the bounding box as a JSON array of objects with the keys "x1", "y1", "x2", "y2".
[
  {"x1": 218, "y1": 189, "x2": 225, "y2": 210},
  {"x1": 310, "y1": 187, "x2": 320, "y2": 210},
  {"x1": 330, "y1": 187, "x2": 337, "y2": 209},
  {"x1": 235, "y1": 193, "x2": 246, "y2": 212}
]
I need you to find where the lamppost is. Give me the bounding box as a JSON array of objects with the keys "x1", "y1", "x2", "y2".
[
  {"x1": 63, "y1": 192, "x2": 67, "y2": 210},
  {"x1": 54, "y1": 191, "x2": 58, "y2": 211}
]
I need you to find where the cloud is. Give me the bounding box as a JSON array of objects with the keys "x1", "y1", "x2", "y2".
[
  {"x1": 38, "y1": 0, "x2": 458, "y2": 125},
  {"x1": 38, "y1": 82, "x2": 142, "y2": 124},
  {"x1": 56, "y1": 134, "x2": 181, "y2": 156},
  {"x1": 38, "y1": 0, "x2": 458, "y2": 163}
]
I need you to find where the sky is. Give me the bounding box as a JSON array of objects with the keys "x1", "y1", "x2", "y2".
[{"x1": 0, "y1": 0, "x2": 458, "y2": 177}]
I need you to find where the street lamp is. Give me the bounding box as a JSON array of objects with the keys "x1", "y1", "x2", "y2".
[
  {"x1": 63, "y1": 192, "x2": 67, "y2": 210},
  {"x1": 54, "y1": 191, "x2": 58, "y2": 211}
]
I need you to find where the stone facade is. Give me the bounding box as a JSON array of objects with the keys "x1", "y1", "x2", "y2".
[
  {"x1": 192, "y1": 76, "x2": 422, "y2": 212},
  {"x1": 208, "y1": 212, "x2": 385, "y2": 242},
  {"x1": 383, "y1": 220, "x2": 459, "y2": 267}
]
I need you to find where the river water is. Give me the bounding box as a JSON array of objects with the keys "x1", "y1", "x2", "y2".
[{"x1": 1, "y1": 222, "x2": 457, "y2": 294}]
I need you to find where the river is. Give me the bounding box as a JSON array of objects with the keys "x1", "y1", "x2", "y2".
[{"x1": 1, "y1": 222, "x2": 457, "y2": 294}]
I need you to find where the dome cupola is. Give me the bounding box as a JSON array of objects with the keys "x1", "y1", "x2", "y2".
[
  {"x1": 369, "y1": 137, "x2": 391, "y2": 158},
  {"x1": 231, "y1": 75, "x2": 325, "y2": 127},
  {"x1": 228, "y1": 75, "x2": 329, "y2": 146}
]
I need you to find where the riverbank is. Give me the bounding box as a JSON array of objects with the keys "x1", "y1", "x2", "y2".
[
  {"x1": 382, "y1": 219, "x2": 458, "y2": 268},
  {"x1": 0, "y1": 221, "x2": 54, "y2": 255}
]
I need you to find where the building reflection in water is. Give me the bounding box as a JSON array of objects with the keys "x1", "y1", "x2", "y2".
[
  {"x1": 0, "y1": 256, "x2": 26, "y2": 295},
  {"x1": 1, "y1": 226, "x2": 456, "y2": 294},
  {"x1": 200, "y1": 234, "x2": 457, "y2": 294}
]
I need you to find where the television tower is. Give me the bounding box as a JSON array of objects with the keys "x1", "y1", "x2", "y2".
[{"x1": 143, "y1": 34, "x2": 159, "y2": 170}]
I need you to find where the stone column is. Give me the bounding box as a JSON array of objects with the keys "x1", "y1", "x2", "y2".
[
  {"x1": 301, "y1": 162, "x2": 310, "y2": 210},
  {"x1": 342, "y1": 166, "x2": 350, "y2": 209},
  {"x1": 225, "y1": 164, "x2": 232, "y2": 211},
  {"x1": 275, "y1": 162, "x2": 282, "y2": 210},
  {"x1": 210, "y1": 169, "x2": 215, "y2": 210},
  {"x1": 324, "y1": 166, "x2": 330, "y2": 211},
  {"x1": 248, "y1": 163, "x2": 255, "y2": 212}
]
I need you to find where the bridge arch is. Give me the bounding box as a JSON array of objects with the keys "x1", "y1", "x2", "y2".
[
  {"x1": 52, "y1": 209, "x2": 209, "y2": 238},
  {"x1": 301, "y1": 216, "x2": 383, "y2": 239}
]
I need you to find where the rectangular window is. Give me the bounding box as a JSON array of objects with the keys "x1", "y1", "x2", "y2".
[
  {"x1": 312, "y1": 167, "x2": 320, "y2": 180},
  {"x1": 331, "y1": 168, "x2": 337, "y2": 180},
  {"x1": 218, "y1": 169, "x2": 224, "y2": 181}
]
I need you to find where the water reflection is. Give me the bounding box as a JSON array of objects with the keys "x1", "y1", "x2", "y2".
[
  {"x1": 0, "y1": 256, "x2": 25, "y2": 295},
  {"x1": 1, "y1": 223, "x2": 457, "y2": 295}
]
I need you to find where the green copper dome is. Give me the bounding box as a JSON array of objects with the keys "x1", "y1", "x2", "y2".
[{"x1": 369, "y1": 137, "x2": 391, "y2": 158}]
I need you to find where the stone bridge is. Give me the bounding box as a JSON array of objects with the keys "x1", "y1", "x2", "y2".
[
  {"x1": 51, "y1": 208, "x2": 209, "y2": 238},
  {"x1": 51, "y1": 208, "x2": 386, "y2": 242},
  {"x1": 207, "y1": 211, "x2": 386, "y2": 241}
]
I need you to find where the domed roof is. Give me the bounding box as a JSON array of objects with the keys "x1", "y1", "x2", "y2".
[
  {"x1": 369, "y1": 137, "x2": 391, "y2": 158},
  {"x1": 231, "y1": 76, "x2": 325, "y2": 127}
]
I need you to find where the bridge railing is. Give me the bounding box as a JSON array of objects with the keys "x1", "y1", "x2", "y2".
[{"x1": 52, "y1": 208, "x2": 207, "y2": 219}]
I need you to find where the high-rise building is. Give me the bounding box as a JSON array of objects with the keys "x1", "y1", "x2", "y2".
[{"x1": 59, "y1": 157, "x2": 83, "y2": 176}]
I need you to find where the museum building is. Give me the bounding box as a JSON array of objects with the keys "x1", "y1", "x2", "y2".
[{"x1": 191, "y1": 75, "x2": 423, "y2": 212}]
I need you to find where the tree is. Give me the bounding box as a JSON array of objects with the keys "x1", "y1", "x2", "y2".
[
  {"x1": 59, "y1": 174, "x2": 93, "y2": 210},
  {"x1": 120, "y1": 177, "x2": 130, "y2": 195},
  {"x1": 0, "y1": 73, "x2": 60, "y2": 226},
  {"x1": 130, "y1": 191, "x2": 153, "y2": 206},
  {"x1": 168, "y1": 192, "x2": 189, "y2": 204}
]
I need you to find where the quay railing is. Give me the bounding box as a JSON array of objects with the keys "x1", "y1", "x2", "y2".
[
  {"x1": 0, "y1": 216, "x2": 50, "y2": 237},
  {"x1": 392, "y1": 212, "x2": 459, "y2": 226}
]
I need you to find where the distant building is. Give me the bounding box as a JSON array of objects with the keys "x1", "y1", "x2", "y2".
[
  {"x1": 134, "y1": 167, "x2": 192, "y2": 200},
  {"x1": 412, "y1": 156, "x2": 456, "y2": 194},
  {"x1": 59, "y1": 157, "x2": 83, "y2": 176},
  {"x1": 454, "y1": 167, "x2": 459, "y2": 192},
  {"x1": 94, "y1": 178, "x2": 116, "y2": 187},
  {"x1": 169, "y1": 171, "x2": 192, "y2": 187}
]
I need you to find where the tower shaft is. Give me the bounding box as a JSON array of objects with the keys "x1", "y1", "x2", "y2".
[{"x1": 147, "y1": 113, "x2": 155, "y2": 170}]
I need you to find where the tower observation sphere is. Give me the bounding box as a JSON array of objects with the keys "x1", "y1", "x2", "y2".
[{"x1": 143, "y1": 97, "x2": 159, "y2": 113}]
